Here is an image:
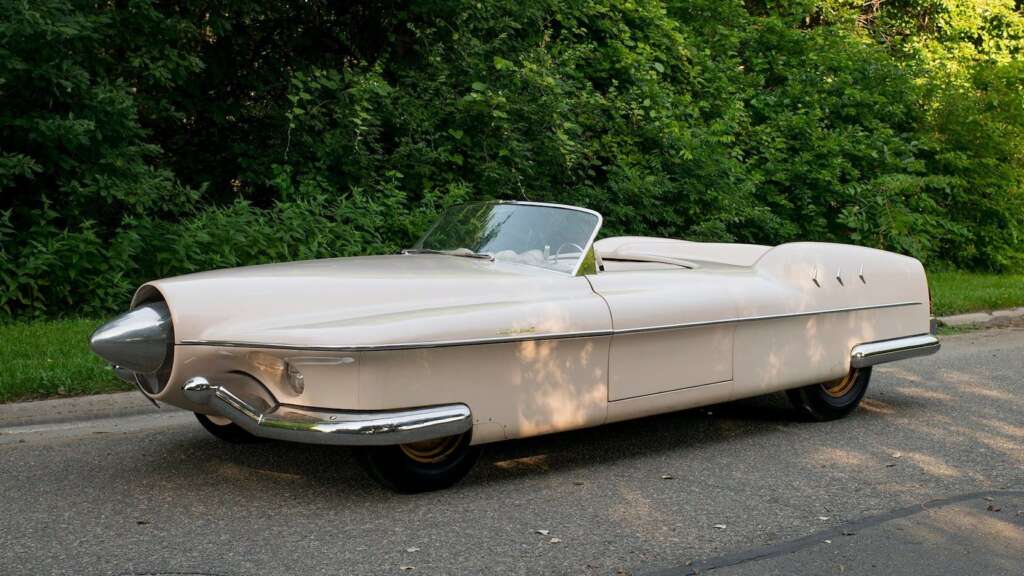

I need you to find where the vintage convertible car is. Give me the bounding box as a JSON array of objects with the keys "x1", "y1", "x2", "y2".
[{"x1": 90, "y1": 201, "x2": 939, "y2": 491}]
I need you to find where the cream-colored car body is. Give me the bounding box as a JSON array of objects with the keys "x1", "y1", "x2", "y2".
[{"x1": 129, "y1": 217, "x2": 933, "y2": 446}]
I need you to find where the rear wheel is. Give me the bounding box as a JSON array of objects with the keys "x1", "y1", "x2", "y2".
[
  {"x1": 194, "y1": 412, "x2": 263, "y2": 444},
  {"x1": 786, "y1": 367, "x2": 872, "y2": 421},
  {"x1": 355, "y1": 432, "x2": 480, "y2": 493}
]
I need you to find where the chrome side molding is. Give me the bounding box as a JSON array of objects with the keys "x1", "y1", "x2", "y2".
[
  {"x1": 850, "y1": 334, "x2": 940, "y2": 368},
  {"x1": 182, "y1": 377, "x2": 473, "y2": 446}
]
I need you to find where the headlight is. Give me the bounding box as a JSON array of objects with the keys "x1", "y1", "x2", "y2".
[{"x1": 90, "y1": 302, "x2": 172, "y2": 374}]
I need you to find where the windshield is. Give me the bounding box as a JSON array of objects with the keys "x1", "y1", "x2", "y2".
[{"x1": 412, "y1": 202, "x2": 601, "y2": 274}]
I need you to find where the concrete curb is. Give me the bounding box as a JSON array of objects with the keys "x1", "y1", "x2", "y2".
[
  {"x1": 937, "y1": 307, "x2": 1024, "y2": 327},
  {"x1": 0, "y1": 391, "x2": 162, "y2": 430}
]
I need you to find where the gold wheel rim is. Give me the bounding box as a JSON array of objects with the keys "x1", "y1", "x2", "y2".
[
  {"x1": 399, "y1": 434, "x2": 463, "y2": 464},
  {"x1": 822, "y1": 369, "x2": 858, "y2": 398}
]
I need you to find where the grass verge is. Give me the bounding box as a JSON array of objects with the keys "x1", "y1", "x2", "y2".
[
  {"x1": 0, "y1": 319, "x2": 127, "y2": 403},
  {"x1": 927, "y1": 271, "x2": 1024, "y2": 316},
  {"x1": 935, "y1": 324, "x2": 982, "y2": 336}
]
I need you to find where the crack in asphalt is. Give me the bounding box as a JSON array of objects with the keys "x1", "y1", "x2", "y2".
[{"x1": 640, "y1": 488, "x2": 1024, "y2": 575}]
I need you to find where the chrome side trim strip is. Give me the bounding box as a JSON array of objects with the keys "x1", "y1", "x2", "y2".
[
  {"x1": 850, "y1": 334, "x2": 940, "y2": 368},
  {"x1": 182, "y1": 377, "x2": 473, "y2": 446},
  {"x1": 179, "y1": 301, "x2": 923, "y2": 352},
  {"x1": 181, "y1": 329, "x2": 616, "y2": 352},
  {"x1": 614, "y1": 301, "x2": 922, "y2": 336}
]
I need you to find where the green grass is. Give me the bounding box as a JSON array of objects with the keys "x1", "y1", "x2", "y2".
[
  {"x1": 927, "y1": 271, "x2": 1024, "y2": 316},
  {"x1": 0, "y1": 270, "x2": 1021, "y2": 403},
  {"x1": 0, "y1": 319, "x2": 128, "y2": 403},
  {"x1": 935, "y1": 324, "x2": 983, "y2": 336}
]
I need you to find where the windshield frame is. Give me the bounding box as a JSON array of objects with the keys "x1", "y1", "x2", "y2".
[{"x1": 411, "y1": 200, "x2": 604, "y2": 276}]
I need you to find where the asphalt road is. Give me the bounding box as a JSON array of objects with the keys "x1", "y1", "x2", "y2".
[{"x1": 1, "y1": 328, "x2": 1022, "y2": 576}]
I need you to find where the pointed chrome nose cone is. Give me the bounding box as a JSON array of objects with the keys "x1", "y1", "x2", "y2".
[{"x1": 90, "y1": 302, "x2": 172, "y2": 373}]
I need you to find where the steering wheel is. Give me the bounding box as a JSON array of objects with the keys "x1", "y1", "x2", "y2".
[{"x1": 554, "y1": 242, "x2": 585, "y2": 262}]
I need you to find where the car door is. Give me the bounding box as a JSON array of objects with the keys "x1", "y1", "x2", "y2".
[{"x1": 587, "y1": 266, "x2": 737, "y2": 401}]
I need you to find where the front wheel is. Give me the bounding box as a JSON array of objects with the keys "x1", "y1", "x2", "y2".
[
  {"x1": 787, "y1": 367, "x2": 872, "y2": 421},
  {"x1": 355, "y1": 432, "x2": 480, "y2": 493}
]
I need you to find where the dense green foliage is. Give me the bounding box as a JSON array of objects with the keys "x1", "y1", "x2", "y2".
[{"x1": 2, "y1": 0, "x2": 1022, "y2": 318}]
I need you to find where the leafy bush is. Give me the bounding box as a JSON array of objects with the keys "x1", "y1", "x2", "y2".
[{"x1": 1, "y1": 0, "x2": 1022, "y2": 319}]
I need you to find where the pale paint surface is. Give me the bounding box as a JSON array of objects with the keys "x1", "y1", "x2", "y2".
[{"x1": 135, "y1": 237, "x2": 931, "y2": 445}]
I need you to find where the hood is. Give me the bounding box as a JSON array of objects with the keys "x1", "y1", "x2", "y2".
[{"x1": 139, "y1": 254, "x2": 603, "y2": 348}]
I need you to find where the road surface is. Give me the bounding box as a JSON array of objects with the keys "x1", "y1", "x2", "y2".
[{"x1": 1, "y1": 328, "x2": 1021, "y2": 575}]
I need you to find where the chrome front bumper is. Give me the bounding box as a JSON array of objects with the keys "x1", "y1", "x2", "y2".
[
  {"x1": 182, "y1": 377, "x2": 473, "y2": 446},
  {"x1": 850, "y1": 334, "x2": 941, "y2": 368}
]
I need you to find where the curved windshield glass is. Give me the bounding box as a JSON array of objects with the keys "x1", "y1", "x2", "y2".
[{"x1": 411, "y1": 202, "x2": 601, "y2": 274}]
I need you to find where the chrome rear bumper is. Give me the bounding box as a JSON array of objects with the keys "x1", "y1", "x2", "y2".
[
  {"x1": 182, "y1": 377, "x2": 472, "y2": 446},
  {"x1": 850, "y1": 334, "x2": 940, "y2": 368}
]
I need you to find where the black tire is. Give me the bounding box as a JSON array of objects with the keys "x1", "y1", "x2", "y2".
[
  {"x1": 786, "y1": 367, "x2": 872, "y2": 421},
  {"x1": 355, "y1": 432, "x2": 480, "y2": 493},
  {"x1": 194, "y1": 412, "x2": 264, "y2": 444}
]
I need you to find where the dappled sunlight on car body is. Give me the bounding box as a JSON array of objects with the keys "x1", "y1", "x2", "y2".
[{"x1": 89, "y1": 201, "x2": 940, "y2": 491}]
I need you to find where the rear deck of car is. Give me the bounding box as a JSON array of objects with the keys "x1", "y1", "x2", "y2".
[{"x1": 594, "y1": 236, "x2": 772, "y2": 271}]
